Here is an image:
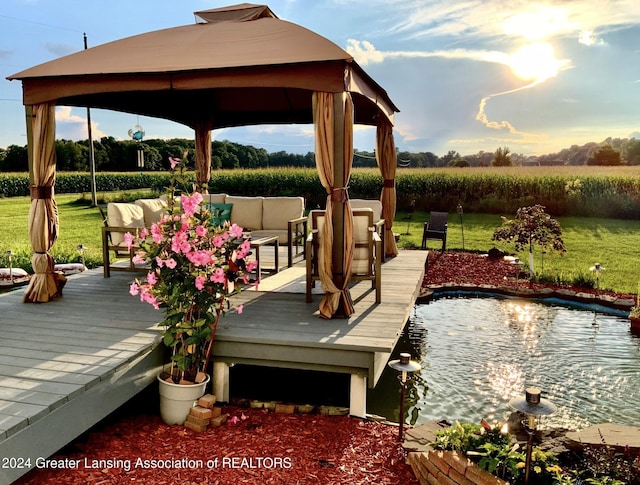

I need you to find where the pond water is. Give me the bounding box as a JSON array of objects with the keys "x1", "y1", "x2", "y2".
[{"x1": 367, "y1": 295, "x2": 640, "y2": 431}]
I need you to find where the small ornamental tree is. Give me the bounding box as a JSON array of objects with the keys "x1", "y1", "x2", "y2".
[{"x1": 492, "y1": 204, "x2": 565, "y2": 275}]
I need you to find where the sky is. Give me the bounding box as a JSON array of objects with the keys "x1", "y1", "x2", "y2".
[{"x1": 1, "y1": 0, "x2": 639, "y2": 157}]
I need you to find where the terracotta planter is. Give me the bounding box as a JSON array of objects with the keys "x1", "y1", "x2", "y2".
[
  {"x1": 630, "y1": 316, "x2": 640, "y2": 334},
  {"x1": 157, "y1": 374, "x2": 210, "y2": 425}
]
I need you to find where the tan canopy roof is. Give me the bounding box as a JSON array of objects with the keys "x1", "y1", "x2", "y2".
[{"x1": 8, "y1": 2, "x2": 398, "y2": 129}]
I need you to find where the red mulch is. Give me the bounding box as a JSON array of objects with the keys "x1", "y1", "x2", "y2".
[
  {"x1": 16, "y1": 408, "x2": 418, "y2": 485},
  {"x1": 424, "y1": 251, "x2": 636, "y2": 302},
  {"x1": 14, "y1": 251, "x2": 637, "y2": 485}
]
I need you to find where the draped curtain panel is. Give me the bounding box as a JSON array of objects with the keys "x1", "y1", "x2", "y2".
[
  {"x1": 375, "y1": 118, "x2": 399, "y2": 257},
  {"x1": 23, "y1": 103, "x2": 67, "y2": 303},
  {"x1": 312, "y1": 91, "x2": 355, "y2": 319}
]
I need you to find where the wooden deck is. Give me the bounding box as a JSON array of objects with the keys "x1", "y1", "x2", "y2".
[{"x1": 0, "y1": 248, "x2": 426, "y2": 484}]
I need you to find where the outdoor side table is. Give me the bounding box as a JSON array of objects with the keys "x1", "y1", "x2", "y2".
[{"x1": 249, "y1": 235, "x2": 279, "y2": 280}]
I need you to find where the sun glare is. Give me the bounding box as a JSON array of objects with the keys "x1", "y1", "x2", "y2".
[{"x1": 509, "y1": 42, "x2": 565, "y2": 82}]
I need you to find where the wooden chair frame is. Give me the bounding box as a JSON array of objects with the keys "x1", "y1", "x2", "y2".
[{"x1": 306, "y1": 209, "x2": 382, "y2": 304}]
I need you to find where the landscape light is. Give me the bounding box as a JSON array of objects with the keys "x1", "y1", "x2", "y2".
[
  {"x1": 509, "y1": 387, "x2": 556, "y2": 485},
  {"x1": 388, "y1": 353, "x2": 421, "y2": 442}
]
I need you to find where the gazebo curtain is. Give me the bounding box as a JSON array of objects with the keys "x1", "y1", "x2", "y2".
[
  {"x1": 375, "y1": 118, "x2": 399, "y2": 257},
  {"x1": 23, "y1": 103, "x2": 66, "y2": 303},
  {"x1": 313, "y1": 91, "x2": 355, "y2": 319}
]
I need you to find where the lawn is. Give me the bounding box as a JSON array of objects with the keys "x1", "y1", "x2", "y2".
[{"x1": 1, "y1": 196, "x2": 638, "y2": 294}]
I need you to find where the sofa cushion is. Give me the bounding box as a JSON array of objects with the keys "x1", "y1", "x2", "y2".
[
  {"x1": 202, "y1": 193, "x2": 227, "y2": 204},
  {"x1": 135, "y1": 198, "x2": 167, "y2": 227},
  {"x1": 262, "y1": 197, "x2": 304, "y2": 231},
  {"x1": 350, "y1": 199, "x2": 382, "y2": 222},
  {"x1": 107, "y1": 202, "x2": 145, "y2": 246},
  {"x1": 225, "y1": 196, "x2": 263, "y2": 230},
  {"x1": 207, "y1": 203, "x2": 233, "y2": 228}
]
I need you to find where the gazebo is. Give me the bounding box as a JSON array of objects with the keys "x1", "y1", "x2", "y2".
[{"x1": 8, "y1": 3, "x2": 400, "y2": 319}]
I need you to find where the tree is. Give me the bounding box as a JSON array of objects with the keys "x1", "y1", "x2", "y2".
[
  {"x1": 0, "y1": 145, "x2": 28, "y2": 171},
  {"x1": 587, "y1": 144, "x2": 621, "y2": 166},
  {"x1": 492, "y1": 204, "x2": 565, "y2": 275},
  {"x1": 492, "y1": 146, "x2": 512, "y2": 166}
]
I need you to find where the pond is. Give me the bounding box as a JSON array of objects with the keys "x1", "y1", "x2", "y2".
[{"x1": 367, "y1": 295, "x2": 640, "y2": 431}]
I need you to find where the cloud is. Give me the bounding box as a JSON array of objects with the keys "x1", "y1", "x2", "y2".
[
  {"x1": 0, "y1": 49, "x2": 12, "y2": 59},
  {"x1": 346, "y1": 39, "x2": 508, "y2": 66},
  {"x1": 45, "y1": 42, "x2": 77, "y2": 57},
  {"x1": 578, "y1": 30, "x2": 607, "y2": 46},
  {"x1": 55, "y1": 106, "x2": 106, "y2": 140}
]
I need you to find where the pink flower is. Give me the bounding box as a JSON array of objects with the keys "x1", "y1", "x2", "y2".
[
  {"x1": 129, "y1": 282, "x2": 139, "y2": 296},
  {"x1": 210, "y1": 267, "x2": 226, "y2": 284},
  {"x1": 237, "y1": 239, "x2": 251, "y2": 259},
  {"x1": 230, "y1": 415, "x2": 239, "y2": 425},
  {"x1": 155, "y1": 256, "x2": 165, "y2": 268},
  {"x1": 212, "y1": 235, "x2": 225, "y2": 248},
  {"x1": 147, "y1": 271, "x2": 157, "y2": 285},
  {"x1": 246, "y1": 261, "x2": 258, "y2": 273},
  {"x1": 165, "y1": 258, "x2": 177, "y2": 269},
  {"x1": 195, "y1": 275, "x2": 206, "y2": 291},
  {"x1": 169, "y1": 157, "x2": 180, "y2": 169},
  {"x1": 229, "y1": 224, "x2": 243, "y2": 239},
  {"x1": 181, "y1": 192, "x2": 203, "y2": 216},
  {"x1": 196, "y1": 225, "x2": 207, "y2": 237},
  {"x1": 236, "y1": 304, "x2": 243, "y2": 314},
  {"x1": 186, "y1": 249, "x2": 212, "y2": 266},
  {"x1": 151, "y1": 224, "x2": 163, "y2": 244},
  {"x1": 132, "y1": 252, "x2": 146, "y2": 265},
  {"x1": 124, "y1": 232, "x2": 135, "y2": 250},
  {"x1": 140, "y1": 228, "x2": 148, "y2": 239}
]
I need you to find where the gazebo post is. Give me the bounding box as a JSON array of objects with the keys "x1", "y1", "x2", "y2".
[{"x1": 194, "y1": 121, "x2": 212, "y2": 193}]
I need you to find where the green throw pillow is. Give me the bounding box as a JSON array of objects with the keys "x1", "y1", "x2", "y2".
[{"x1": 206, "y1": 203, "x2": 233, "y2": 227}]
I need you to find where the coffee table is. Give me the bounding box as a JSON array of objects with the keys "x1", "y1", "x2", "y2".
[{"x1": 249, "y1": 235, "x2": 279, "y2": 280}]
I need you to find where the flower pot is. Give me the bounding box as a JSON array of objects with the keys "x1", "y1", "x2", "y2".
[
  {"x1": 157, "y1": 373, "x2": 210, "y2": 425},
  {"x1": 631, "y1": 316, "x2": 640, "y2": 335}
]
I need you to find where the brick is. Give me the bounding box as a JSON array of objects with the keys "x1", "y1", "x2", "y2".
[
  {"x1": 186, "y1": 414, "x2": 210, "y2": 427},
  {"x1": 427, "y1": 474, "x2": 440, "y2": 485},
  {"x1": 198, "y1": 393, "x2": 217, "y2": 409},
  {"x1": 210, "y1": 406, "x2": 222, "y2": 418},
  {"x1": 275, "y1": 403, "x2": 296, "y2": 414},
  {"x1": 443, "y1": 451, "x2": 474, "y2": 476},
  {"x1": 210, "y1": 414, "x2": 228, "y2": 427},
  {"x1": 436, "y1": 471, "x2": 458, "y2": 485},
  {"x1": 184, "y1": 420, "x2": 207, "y2": 433},
  {"x1": 420, "y1": 452, "x2": 440, "y2": 477},
  {"x1": 189, "y1": 406, "x2": 213, "y2": 420},
  {"x1": 427, "y1": 450, "x2": 451, "y2": 475},
  {"x1": 448, "y1": 466, "x2": 466, "y2": 484},
  {"x1": 465, "y1": 464, "x2": 508, "y2": 485}
]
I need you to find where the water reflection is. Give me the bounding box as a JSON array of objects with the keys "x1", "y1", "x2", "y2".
[{"x1": 368, "y1": 296, "x2": 640, "y2": 431}]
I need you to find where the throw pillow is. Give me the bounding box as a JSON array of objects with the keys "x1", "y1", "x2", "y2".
[{"x1": 206, "y1": 203, "x2": 233, "y2": 227}]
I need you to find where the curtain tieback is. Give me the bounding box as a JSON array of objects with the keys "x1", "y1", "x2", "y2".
[
  {"x1": 30, "y1": 185, "x2": 53, "y2": 200},
  {"x1": 383, "y1": 179, "x2": 395, "y2": 188},
  {"x1": 330, "y1": 186, "x2": 350, "y2": 203}
]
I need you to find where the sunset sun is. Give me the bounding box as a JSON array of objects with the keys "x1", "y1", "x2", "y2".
[{"x1": 509, "y1": 42, "x2": 567, "y2": 82}]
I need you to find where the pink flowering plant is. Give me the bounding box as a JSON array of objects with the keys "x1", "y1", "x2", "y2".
[{"x1": 129, "y1": 157, "x2": 256, "y2": 384}]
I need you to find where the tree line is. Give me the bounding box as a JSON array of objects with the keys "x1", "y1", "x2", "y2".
[{"x1": 1, "y1": 136, "x2": 638, "y2": 172}]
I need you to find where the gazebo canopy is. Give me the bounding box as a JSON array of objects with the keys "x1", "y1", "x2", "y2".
[
  {"x1": 8, "y1": 3, "x2": 400, "y2": 316},
  {"x1": 9, "y1": 3, "x2": 397, "y2": 128}
]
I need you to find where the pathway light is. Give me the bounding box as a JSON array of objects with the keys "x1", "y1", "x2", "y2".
[
  {"x1": 388, "y1": 352, "x2": 421, "y2": 442},
  {"x1": 77, "y1": 244, "x2": 87, "y2": 268},
  {"x1": 509, "y1": 387, "x2": 556, "y2": 485},
  {"x1": 589, "y1": 263, "x2": 604, "y2": 292},
  {"x1": 6, "y1": 250, "x2": 14, "y2": 283}
]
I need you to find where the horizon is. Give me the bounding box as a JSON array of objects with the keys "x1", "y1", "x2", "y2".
[{"x1": 1, "y1": 1, "x2": 639, "y2": 157}]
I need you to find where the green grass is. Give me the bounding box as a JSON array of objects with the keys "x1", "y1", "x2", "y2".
[
  {"x1": 394, "y1": 210, "x2": 640, "y2": 295},
  {"x1": 1, "y1": 196, "x2": 638, "y2": 295}
]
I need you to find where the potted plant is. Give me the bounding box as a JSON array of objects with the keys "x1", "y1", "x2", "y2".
[{"x1": 128, "y1": 157, "x2": 255, "y2": 424}]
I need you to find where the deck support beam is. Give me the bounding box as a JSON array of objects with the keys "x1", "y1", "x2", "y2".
[
  {"x1": 349, "y1": 373, "x2": 367, "y2": 418},
  {"x1": 213, "y1": 361, "x2": 230, "y2": 403}
]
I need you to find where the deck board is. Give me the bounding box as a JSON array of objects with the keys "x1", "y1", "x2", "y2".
[{"x1": 0, "y1": 248, "x2": 426, "y2": 484}]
